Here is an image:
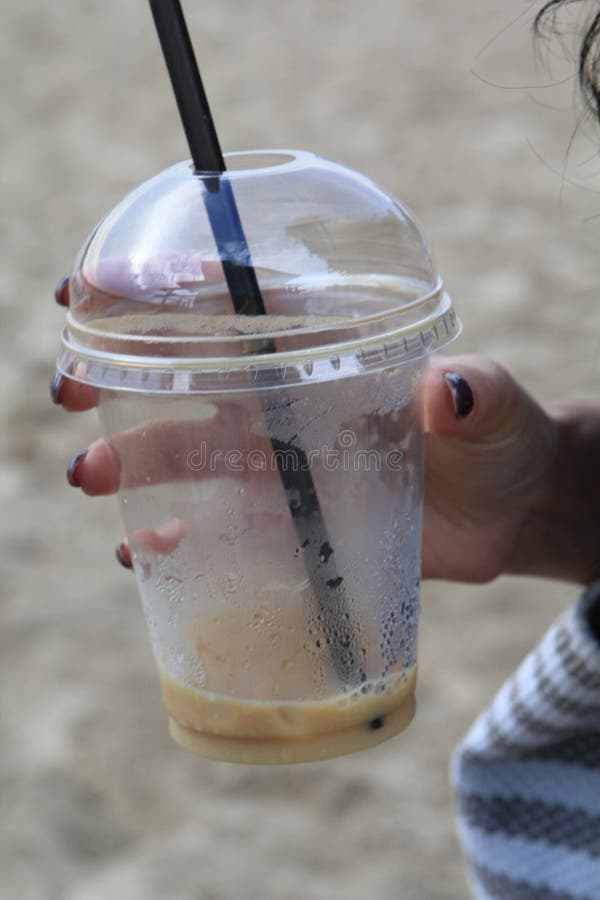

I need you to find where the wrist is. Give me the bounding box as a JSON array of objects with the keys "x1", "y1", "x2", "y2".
[{"x1": 510, "y1": 402, "x2": 600, "y2": 584}]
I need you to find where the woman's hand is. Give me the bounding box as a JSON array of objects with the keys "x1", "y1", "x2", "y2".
[
  {"x1": 423, "y1": 356, "x2": 600, "y2": 584},
  {"x1": 52, "y1": 276, "x2": 600, "y2": 585},
  {"x1": 423, "y1": 356, "x2": 553, "y2": 582}
]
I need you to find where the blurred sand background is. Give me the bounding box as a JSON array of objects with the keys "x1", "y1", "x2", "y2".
[{"x1": 3, "y1": 1, "x2": 600, "y2": 898}]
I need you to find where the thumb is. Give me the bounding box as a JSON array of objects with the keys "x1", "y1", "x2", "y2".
[{"x1": 424, "y1": 354, "x2": 533, "y2": 444}]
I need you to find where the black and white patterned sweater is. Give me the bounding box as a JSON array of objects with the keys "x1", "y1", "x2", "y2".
[{"x1": 452, "y1": 584, "x2": 600, "y2": 900}]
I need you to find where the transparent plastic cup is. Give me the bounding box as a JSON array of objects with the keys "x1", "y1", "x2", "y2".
[{"x1": 56, "y1": 150, "x2": 460, "y2": 764}]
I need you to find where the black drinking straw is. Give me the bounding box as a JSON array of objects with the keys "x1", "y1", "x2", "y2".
[{"x1": 148, "y1": 0, "x2": 365, "y2": 687}]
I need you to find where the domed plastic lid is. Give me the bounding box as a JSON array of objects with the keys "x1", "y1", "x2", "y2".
[{"x1": 58, "y1": 150, "x2": 460, "y2": 392}]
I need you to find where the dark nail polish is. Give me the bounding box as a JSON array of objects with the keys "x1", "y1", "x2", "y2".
[
  {"x1": 66, "y1": 450, "x2": 87, "y2": 487},
  {"x1": 115, "y1": 543, "x2": 133, "y2": 570},
  {"x1": 54, "y1": 275, "x2": 69, "y2": 307},
  {"x1": 367, "y1": 716, "x2": 385, "y2": 731},
  {"x1": 444, "y1": 372, "x2": 474, "y2": 419},
  {"x1": 50, "y1": 371, "x2": 65, "y2": 405}
]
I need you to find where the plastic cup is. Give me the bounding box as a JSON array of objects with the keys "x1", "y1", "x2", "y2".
[{"x1": 56, "y1": 150, "x2": 460, "y2": 764}]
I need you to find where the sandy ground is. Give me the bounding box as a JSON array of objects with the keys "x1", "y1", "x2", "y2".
[{"x1": 3, "y1": 1, "x2": 600, "y2": 898}]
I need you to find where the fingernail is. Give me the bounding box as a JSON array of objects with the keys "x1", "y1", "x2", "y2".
[
  {"x1": 444, "y1": 372, "x2": 474, "y2": 418},
  {"x1": 50, "y1": 371, "x2": 65, "y2": 405},
  {"x1": 66, "y1": 450, "x2": 87, "y2": 487},
  {"x1": 115, "y1": 542, "x2": 133, "y2": 570},
  {"x1": 54, "y1": 275, "x2": 69, "y2": 307}
]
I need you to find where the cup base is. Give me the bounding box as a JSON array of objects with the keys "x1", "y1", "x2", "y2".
[{"x1": 168, "y1": 692, "x2": 416, "y2": 764}]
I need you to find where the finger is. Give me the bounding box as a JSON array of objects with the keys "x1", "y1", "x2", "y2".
[
  {"x1": 66, "y1": 401, "x2": 276, "y2": 495},
  {"x1": 72, "y1": 252, "x2": 225, "y2": 312},
  {"x1": 51, "y1": 367, "x2": 100, "y2": 412},
  {"x1": 424, "y1": 354, "x2": 558, "y2": 518},
  {"x1": 55, "y1": 275, "x2": 70, "y2": 307},
  {"x1": 115, "y1": 520, "x2": 188, "y2": 569},
  {"x1": 134, "y1": 518, "x2": 188, "y2": 555},
  {"x1": 424, "y1": 354, "x2": 530, "y2": 443},
  {"x1": 67, "y1": 439, "x2": 121, "y2": 495},
  {"x1": 110, "y1": 405, "x2": 275, "y2": 491},
  {"x1": 70, "y1": 252, "x2": 287, "y2": 325},
  {"x1": 115, "y1": 541, "x2": 133, "y2": 569}
]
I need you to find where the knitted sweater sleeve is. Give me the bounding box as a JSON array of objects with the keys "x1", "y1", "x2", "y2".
[{"x1": 451, "y1": 583, "x2": 600, "y2": 900}]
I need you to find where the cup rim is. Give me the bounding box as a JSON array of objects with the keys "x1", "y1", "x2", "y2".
[{"x1": 57, "y1": 295, "x2": 461, "y2": 394}]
